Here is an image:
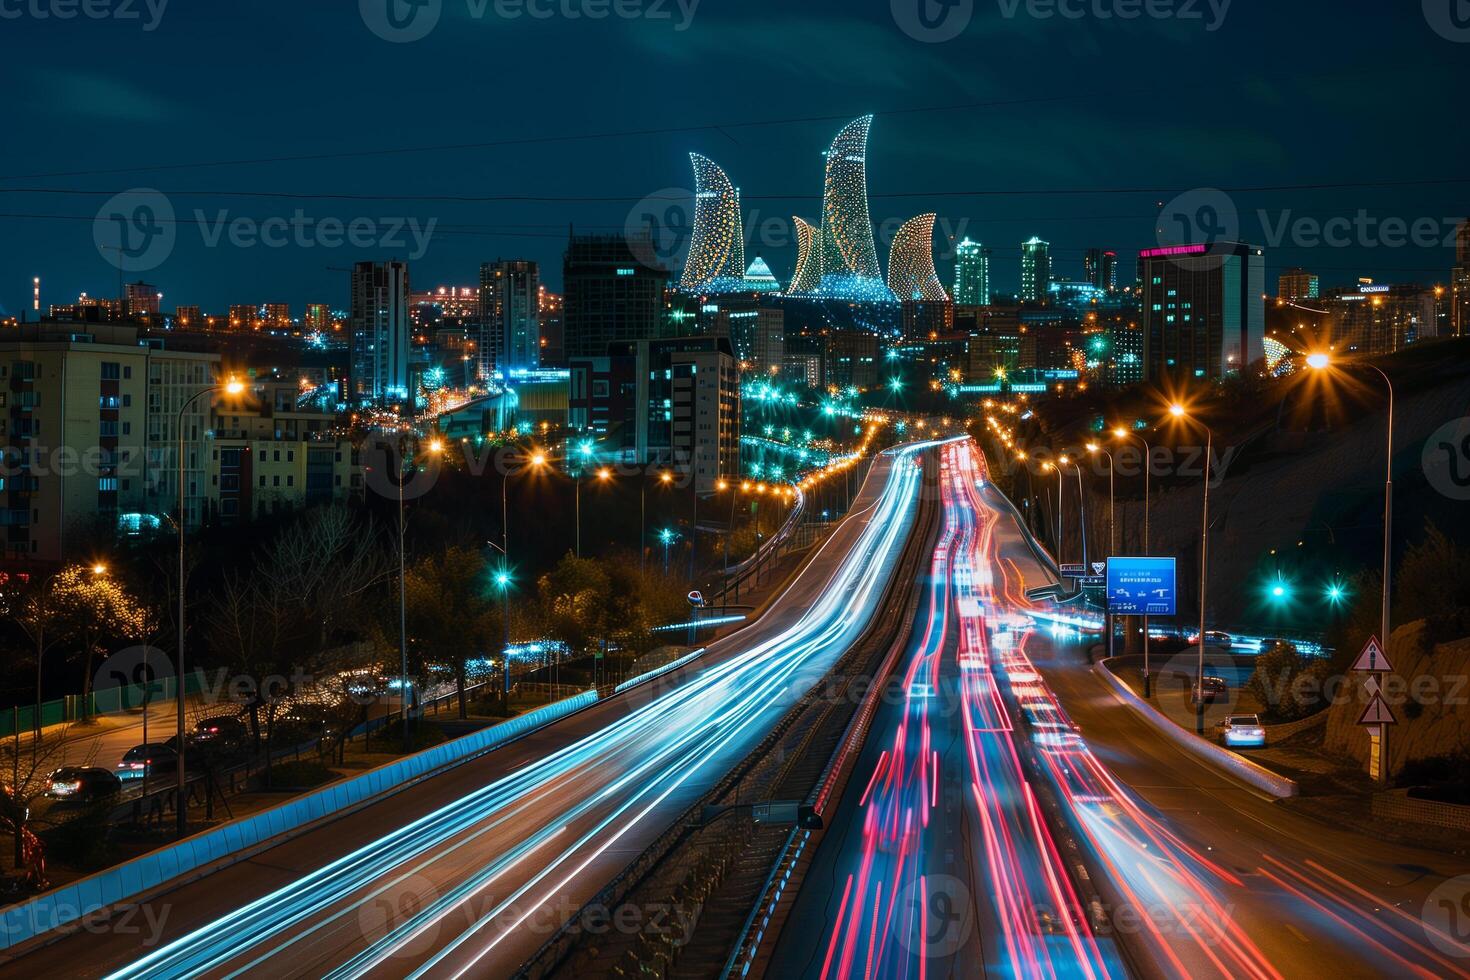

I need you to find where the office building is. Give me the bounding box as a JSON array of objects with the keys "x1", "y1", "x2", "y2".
[
  {"x1": 174, "y1": 306, "x2": 202, "y2": 329},
  {"x1": 1453, "y1": 219, "x2": 1470, "y2": 337},
  {"x1": 1084, "y1": 249, "x2": 1118, "y2": 292},
  {"x1": 953, "y1": 238, "x2": 991, "y2": 306},
  {"x1": 539, "y1": 287, "x2": 565, "y2": 366},
  {"x1": 1316, "y1": 282, "x2": 1439, "y2": 354},
  {"x1": 563, "y1": 232, "x2": 669, "y2": 359},
  {"x1": 480, "y1": 260, "x2": 540, "y2": 376},
  {"x1": 1278, "y1": 268, "x2": 1320, "y2": 302},
  {"x1": 349, "y1": 260, "x2": 411, "y2": 405},
  {"x1": 1138, "y1": 242, "x2": 1265, "y2": 381},
  {"x1": 634, "y1": 337, "x2": 739, "y2": 492},
  {"x1": 1020, "y1": 238, "x2": 1051, "y2": 302}
]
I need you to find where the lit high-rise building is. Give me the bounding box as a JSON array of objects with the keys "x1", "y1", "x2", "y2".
[
  {"x1": 1084, "y1": 248, "x2": 1118, "y2": 292},
  {"x1": 789, "y1": 217, "x2": 822, "y2": 294},
  {"x1": 173, "y1": 306, "x2": 202, "y2": 329},
  {"x1": 681, "y1": 154, "x2": 746, "y2": 294},
  {"x1": 349, "y1": 260, "x2": 411, "y2": 405},
  {"x1": 1453, "y1": 219, "x2": 1470, "y2": 337},
  {"x1": 480, "y1": 259, "x2": 540, "y2": 376},
  {"x1": 813, "y1": 116, "x2": 894, "y2": 302},
  {"x1": 1020, "y1": 238, "x2": 1051, "y2": 302},
  {"x1": 887, "y1": 214, "x2": 950, "y2": 304},
  {"x1": 123, "y1": 281, "x2": 160, "y2": 319},
  {"x1": 563, "y1": 232, "x2": 668, "y2": 359},
  {"x1": 1138, "y1": 242, "x2": 1265, "y2": 381},
  {"x1": 1278, "y1": 267, "x2": 1320, "y2": 302},
  {"x1": 305, "y1": 303, "x2": 331, "y2": 332},
  {"x1": 953, "y1": 238, "x2": 990, "y2": 305}
]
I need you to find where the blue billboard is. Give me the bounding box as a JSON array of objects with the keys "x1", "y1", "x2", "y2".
[{"x1": 1106, "y1": 557, "x2": 1177, "y2": 616}]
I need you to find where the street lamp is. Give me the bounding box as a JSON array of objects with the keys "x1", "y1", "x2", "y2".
[
  {"x1": 1041, "y1": 461, "x2": 1064, "y2": 561},
  {"x1": 1307, "y1": 353, "x2": 1395, "y2": 783},
  {"x1": 395, "y1": 434, "x2": 444, "y2": 752},
  {"x1": 574, "y1": 441, "x2": 596, "y2": 557},
  {"x1": 1086, "y1": 443, "x2": 1115, "y2": 556},
  {"x1": 1114, "y1": 425, "x2": 1155, "y2": 695},
  {"x1": 1063, "y1": 454, "x2": 1088, "y2": 570},
  {"x1": 174, "y1": 377, "x2": 244, "y2": 837},
  {"x1": 1166, "y1": 402, "x2": 1214, "y2": 735},
  {"x1": 643, "y1": 471, "x2": 674, "y2": 576}
]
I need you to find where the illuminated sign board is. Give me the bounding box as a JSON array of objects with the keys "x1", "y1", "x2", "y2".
[{"x1": 1106, "y1": 557, "x2": 1177, "y2": 616}]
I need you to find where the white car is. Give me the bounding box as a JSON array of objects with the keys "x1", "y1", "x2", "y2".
[{"x1": 1218, "y1": 714, "x2": 1266, "y2": 748}]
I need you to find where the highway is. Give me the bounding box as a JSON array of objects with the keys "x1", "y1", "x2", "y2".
[
  {"x1": 5, "y1": 447, "x2": 931, "y2": 979},
  {"x1": 770, "y1": 439, "x2": 1124, "y2": 979},
  {"x1": 770, "y1": 438, "x2": 1470, "y2": 978}
]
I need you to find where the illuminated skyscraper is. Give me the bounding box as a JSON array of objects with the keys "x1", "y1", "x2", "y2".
[
  {"x1": 815, "y1": 116, "x2": 894, "y2": 302},
  {"x1": 349, "y1": 260, "x2": 411, "y2": 405},
  {"x1": 1454, "y1": 219, "x2": 1469, "y2": 337},
  {"x1": 1084, "y1": 248, "x2": 1118, "y2": 292},
  {"x1": 1277, "y1": 267, "x2": 1320, "y2": 302},
  {"x1": 1020, "y1": 238, "x2": 1051, "y2": 302},
  {"x1": 681, "y1": 153, "x2": 746, "y2": 294},
  {"x1": 887, "y1": 214, "x2": 950, "y2": 303},
  {"x1": 480, "y1": 259, "x2": 540, "y2": 375},
  {"x1": 953, "y1": 238, "x2": 990, "y2": 305},
  {"x1": 789, "y1": 217, "x2": 822, "y2": 294}
]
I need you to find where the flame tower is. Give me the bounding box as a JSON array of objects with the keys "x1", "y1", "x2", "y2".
[
  {"x1": 814, "y1": 116, "x2": 894, "y2": 302},
  {"x1": 681, "y1": 153, "x2": 747, "y2": 293},
  {"x1": 790, "y1": 217, "x2": 822, "y2": 294},
  {"x1": 887, "y1": 214, "x2": 950, "y2": 303}
]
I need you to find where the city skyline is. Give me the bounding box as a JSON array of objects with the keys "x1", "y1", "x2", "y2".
[{"x1": 2, "y1": 3, "x2": 1466, "y2": 314}]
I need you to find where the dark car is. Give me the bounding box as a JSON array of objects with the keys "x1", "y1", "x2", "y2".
[
  {"x1": 1191, "y1": 675, "x2": 1229, "y2": 704},
  {"x1": 45, "y1": 767, "x2": 123, "y2": 804},
  {"x1": 190, "y1": 714, "x2": 248, "y2": 744},
  {"x1": 115, "y1": 743, "x2": 179, "y2": 781}
]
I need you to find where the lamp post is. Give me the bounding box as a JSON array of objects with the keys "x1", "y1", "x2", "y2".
[
  {"x1": 495, "y1": 450, "x2": 546, "y2": 705},
  {"x1": 1042, "y1": 461, "x2": 1064, "y2": 562},
  {"x1": 1065, "y1": 454, "x2": 1088, "y2": 570},
  {"x1": 1308, "y1": 353, "x2": 1394, "y2": 783},
  {"x1": 175, "y1": 378, "x2": 243, "y2": 838},
  {"x1": 643, "y1": 471, "x2": 674, "y2": 576},
  {"x1": 1086, "y1": 443, "x2": 1116, "y2": 556},
  {"x1": 1169, "y1": 403, "x2": 1214, "y2": 735},
  {"x1": 396, "y1": 434, "x2": 444, "y2": 752},
  {"x1": 574, "y1": 440, "x2": 595, "y2": 557},
  {"x1": 1114, "y1": 426, "x2": 1154, "y2": 695}
]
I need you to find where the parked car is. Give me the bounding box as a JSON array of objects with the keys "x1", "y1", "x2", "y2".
[
  {"x1": 45, "y1": 767, "x2": 122, "y2": 804},
  {"x1": 1217, "y1": 713, "x2": 1266, "y2": 748},
  {"x1": 115, "y1": 743, "x2": 179, "y2": 781},
  {"x1": 1191, "y1": 676, "x2": 1229, "y2": 704},
  {"x1": 1186, "y1": 630, "x2": 1234, "y2": 648}
]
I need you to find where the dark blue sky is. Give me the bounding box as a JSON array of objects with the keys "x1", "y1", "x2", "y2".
[{"x1": 1, "y1": 0, "x2": 1465, "y2": 316}]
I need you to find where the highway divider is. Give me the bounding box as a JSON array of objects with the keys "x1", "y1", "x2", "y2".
[
  {"x1": 1095, "y1": 657, "x2": 1299, "y2": 798},
  {"x1": 0, "y1": 690, "x2": 596, "y2": 953}
]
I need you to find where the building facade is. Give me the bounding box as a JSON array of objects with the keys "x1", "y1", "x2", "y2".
[
  {"x1": 563, "y1": 233, "x2": 669, "y2": 359},
  {"x1": 1138, "y1": 242, "x2": 1265, "y2": 381},
  {"x1": 479, "y1": 260, "x2": 540, "y2": 377},
  {"x1": 1020, "y1": 238, "x2": 1051, "y2": 302},
  {"x1": 633, "y1": 337, "x2": 739, "y2": 492},
  {"x1": 349, "y1": 260, "x2": 411, "y2": 405},
  {"x1": 953, "y1": 238, "x2": 991, "y2": 306}
]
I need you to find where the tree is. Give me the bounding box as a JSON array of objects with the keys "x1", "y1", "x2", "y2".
[
  {"x1": 404, "y1": 547, "x2": 500, "y2": 720},
  {"x1": 49, "y1": 566, "x2": 153, "y2": 721},
  {"x1": 537, "y1": 554, "x2": 612, "y2": 655}
]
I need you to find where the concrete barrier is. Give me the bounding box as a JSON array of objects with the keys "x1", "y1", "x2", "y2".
[
  {"x1": 0, "y1": 689, "x2": 599, "y2": 951},
  {"x1": 1096, "y1": 658, "x2": 1299, "y2": 798}
]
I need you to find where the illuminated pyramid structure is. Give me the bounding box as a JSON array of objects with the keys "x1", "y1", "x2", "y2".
[
  {"x1": 681, "y1": 152, "x2": 749, "y2": 294},
  {"x1": 742, "y1": 256, "x2": 781, "y2": 292},
  {"x1": 887, "y1": 213, "x2": 950, "y2": 303}
]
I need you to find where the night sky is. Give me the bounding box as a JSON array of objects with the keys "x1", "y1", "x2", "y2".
[{"x1": 1, "y1": 0, "x2": 1465, "y2": 316}]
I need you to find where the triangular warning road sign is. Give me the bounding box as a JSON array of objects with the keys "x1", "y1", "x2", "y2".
[
  {"x1": 1350, "y1": 636, "x2": 1392, "y2": 673},
  {"x1": 1357, "y1": 693, "x2": 1398, "y2": 726}
]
